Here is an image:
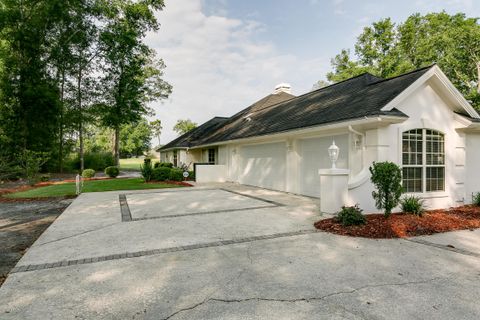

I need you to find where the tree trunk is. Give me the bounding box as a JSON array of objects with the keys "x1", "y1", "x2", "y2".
[
  {"x1": 114, "y1": 127, "x2": 120, "y2": 166},
  {"x1": 77, "y1": 65, "x2": 84, "y2": 172},
  {"x1": 59, "y1": 66, "x2": 65, "y2": 173}
]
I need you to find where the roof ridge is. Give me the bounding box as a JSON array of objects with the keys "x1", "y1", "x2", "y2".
[
  {"x1": 368, "y1": 64, "x2": 436, "y2": 86},
  {"x1": 233, "y1": 73, "x2": 380, "y2": 117}
]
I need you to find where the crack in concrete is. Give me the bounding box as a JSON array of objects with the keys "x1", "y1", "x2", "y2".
[
  {"x1": 34, "y1": 222, "x2": 120, "y2": 247},
  {"x1": 160, "y1": 277, "x2": 444, "y2": 320}
]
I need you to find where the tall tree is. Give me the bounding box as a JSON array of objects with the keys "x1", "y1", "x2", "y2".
[
  {"x1": 119, "y1": 118, "x2": 152, "y2": 157},
  {"x1": 326, "y1": 12, "x2": 480, "y2": 109},
  {"x1": 173, "y1": 119, "x2": 197, "y2": 135},
  {"x1": 150, "y1": 119, "x2": 162, "y2": 146},
  {"x1": 0, "y1": 0, "x2": 62, "y2": 156},
  {"x1": 96, "y1": 0, "x2": 172, "y2": 166}
]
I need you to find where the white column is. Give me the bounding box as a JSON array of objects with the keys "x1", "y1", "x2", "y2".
[{"x1": 318, "y1": 168, "x2": 350, "y2": 214}]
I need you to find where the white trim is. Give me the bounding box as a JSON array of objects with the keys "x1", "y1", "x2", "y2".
[{"x1": 381, "y1": 65, "x2": 480, "y2": 119}]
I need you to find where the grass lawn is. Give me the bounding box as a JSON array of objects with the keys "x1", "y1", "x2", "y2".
[
  {"x1": 4, "y1": 178, "x2": 182, "y2": 198},
  {"x1": 119, "y1": 158, "x2": 147, "y2": 171}
]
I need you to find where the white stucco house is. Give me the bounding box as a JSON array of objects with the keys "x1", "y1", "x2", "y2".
[{"x1": 159, "y1": 65, "x2": 480, "y2": 213}]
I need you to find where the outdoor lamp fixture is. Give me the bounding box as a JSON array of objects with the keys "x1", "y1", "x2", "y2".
[{"x1": 328, "y1": 140, "x2": 339, "y2": 169}]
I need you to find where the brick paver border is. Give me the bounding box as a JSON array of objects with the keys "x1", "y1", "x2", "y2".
[
  {"x1": 119, "y1": 188, "x2": 285, "y2": 222},
  {"x1": 10, "y1": 229, "x2": 316, "y2": 274}
]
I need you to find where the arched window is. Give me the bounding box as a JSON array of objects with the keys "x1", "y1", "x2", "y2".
[{"x1": 402, "y1": 129, "x2": 445, "y2": 193}]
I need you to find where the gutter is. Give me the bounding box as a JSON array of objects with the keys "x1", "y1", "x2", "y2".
[
  {"x1": 191, "y1": 115, "x2": 407, "y2": 149},
  {"x1": 157, "y1": 147, "x2": 188, "y2": 153}
]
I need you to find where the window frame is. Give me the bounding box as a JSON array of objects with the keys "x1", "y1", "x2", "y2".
[
  {"x1": 173, "y1": 150, "x2": 178, "y2": 167},
  {"x1": 207, "y1": 148, "x2": 216, "y2": 164},
  {"x1": 401, "y1": 128, "x2": 445, "y2": 194}
]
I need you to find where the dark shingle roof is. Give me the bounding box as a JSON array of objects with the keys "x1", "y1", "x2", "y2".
[
  {"x1": 161, "y1": 65, "x2": 435, "y2": 150},
  {"x1": 158, "y1": 117, "x2": 229, "y2": 150},
  {"x1": 159, "y1": 91, "x2": 295, "y2": 151},
  {"x1": 196, "y1": 66, "x2": 433, "y2": 145}
]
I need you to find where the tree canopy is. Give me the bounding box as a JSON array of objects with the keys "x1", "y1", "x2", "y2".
[
  {"x1": 0, "y1": 0, "x2": 171, "y2": 174},
  {"x1": 173, "y1": 119, "x2": 198, "y2": 135},
  {"x1": 326, "y1": 12, "x2": 480, "y2": 109}
]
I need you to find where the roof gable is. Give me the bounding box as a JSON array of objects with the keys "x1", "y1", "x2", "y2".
[{"x1": 381, "y1": 65, "x2": 480, "y2": 119}]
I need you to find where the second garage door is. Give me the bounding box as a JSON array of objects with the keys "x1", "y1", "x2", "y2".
[
  {"x1": 298, "y1": 135, "x2": 349, "y2": 197},
  {"x1": 239, "y1": 142, "x2": 286, "y2": 191}
]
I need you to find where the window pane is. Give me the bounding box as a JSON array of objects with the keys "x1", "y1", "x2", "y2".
[
  {"x1": 426, "y1": 167, "x2": 445, "y2": 191},
  {"x1": 402, "y1": 129, "x2": 423, "y2": 165},
  {"x1": 402, "y1": 167, "x2": 422, "y2": 193},
  {"x1": 426, "y1": 130, "x2": 444, "y2": 165}
]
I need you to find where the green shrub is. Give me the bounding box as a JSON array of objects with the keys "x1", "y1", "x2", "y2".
[
  {"x1": 105, "y1": 166, "x2": 120, "y2": 178},
  {"x1": 473, "y1": 192, "x2": 480, "y2": 206},
  {"x1": 370, "y1": 161, "x2": 403, "y2": 217},
  {"x1": 152, "y1": 167, "x2": 171, "y2": 181},
  {"x1": 400, "y1": 196, "x2": 425, "y2": 216},
  {"x1": 169, "y1": 168, "x2": 184, "y2": 181},
  {"x1": 16, "y1": 150, "x2": 50, "y2": 185},
  {"x1": 140, "y1": 158, "x2": 154, "y2": 182},
  {"x1": 336, "y1": 205, "x2": 366, "y2": 226},
  {"x1": 159, "y1": 162, "x2": 173, "y2": 168},
  {"x1": 82, "y1": 169, "x2": 96, "y2": 178},
  {"x1": 188, "y1": 170, "x2": 195, "y2": 180},
  {"x1": 39, "y1": 174, "x2": 50, "y2": 182},
  {"x1": 153, "y1": 162, "x2": 160, "y2": 168},
  {"x1": 67, "y1": 152, "x2": 114, "y2": 172}
]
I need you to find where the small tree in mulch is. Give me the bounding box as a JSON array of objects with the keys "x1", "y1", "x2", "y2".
[{"x1": 369, "y1": 161, "x2": 403, "y2": 218}]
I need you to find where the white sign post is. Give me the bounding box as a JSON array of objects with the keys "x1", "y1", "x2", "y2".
[
  {"x1": 76, "y1": 174, "x2": 83, "y2": 195},
  {"x1": 182, "y1": 171, "x2": 189, "y2": 181}
]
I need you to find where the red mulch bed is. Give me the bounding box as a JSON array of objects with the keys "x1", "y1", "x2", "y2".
[{"x1": 314, "y1": 206, "x2": 480, "y2": 238}]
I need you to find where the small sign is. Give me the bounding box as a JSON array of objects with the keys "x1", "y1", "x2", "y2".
[{"x1": 183, "y1": 171, "x2": 189, "y2": 178}]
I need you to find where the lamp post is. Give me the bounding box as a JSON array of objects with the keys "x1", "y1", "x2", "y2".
[{"x1": 328, "y1": 140, "x2": 339, "y2": 169}]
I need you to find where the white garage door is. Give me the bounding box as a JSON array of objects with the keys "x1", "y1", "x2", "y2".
[
  {"x1": 239, "y1": 142, "x2": 286, "y2": 191},
  {"x1": 299, "y1": 135, "x2": 349, "y2": 197}
]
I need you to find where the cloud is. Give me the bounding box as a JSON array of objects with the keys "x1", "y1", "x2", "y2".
[{"x1": 145, "y1": 0, "x2": 329, "y2": 145}]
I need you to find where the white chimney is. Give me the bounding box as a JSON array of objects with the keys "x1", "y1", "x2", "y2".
[{"x1": 274, "y1": 83, "x2": 292, "y2": 94}]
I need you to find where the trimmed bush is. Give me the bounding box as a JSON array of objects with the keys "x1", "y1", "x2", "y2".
[
  {"x1": 400, "y1": 196, "x2": 425, "y2": 216},
  {"x1": 141, "y1": 158, "x2": 154, "y2": 182},
  {"x1": 168, "y1": 168, "x2": 184, "y2": 181},
  {"x1": 473, "y1": 192, "x2": 480, "y2": 206},
  {"x1": 188, "y1": 170, "x2": 195, "y2": 180},
  {"x1": 336, "y1": 205, "x2": 366, "y2": 226},
  {"x1": 159, "y1": 162, "x2": 174, "y2": 168},
  {"x1": 153, "y1": 162, "x2": 160, "y2": 168},
  {"x1": 82, "y1": 169, "x2": 96, "y2": 178},
  {"x1": 152, "y1": 167, "x2": 171, "y2": 181},
  {"x1": 370, "y1": 161, "x2": 403, "y2": 217},
  {"x1": 105, "y1": 166, "x2": 120, "y2": 178}
]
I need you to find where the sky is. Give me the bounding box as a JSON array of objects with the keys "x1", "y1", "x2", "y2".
[{"x1": 145, "y1": 0, "x2": 480, "y2": 145}]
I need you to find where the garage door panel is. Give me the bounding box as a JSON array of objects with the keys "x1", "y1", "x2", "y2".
[
  {"x1": 239, "y1": 142, "x2": 286, "y2": 191},
  {"x1": 299, "y1": 135, "x2": 349, "y2": 197}
]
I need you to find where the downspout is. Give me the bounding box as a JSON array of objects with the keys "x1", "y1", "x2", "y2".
[
  {"x1": 348, "y1": 125, "x2": 365, "y2": 163},
  {"x1": 347, "y1": 125, "x2": 369, "y2": 189}
]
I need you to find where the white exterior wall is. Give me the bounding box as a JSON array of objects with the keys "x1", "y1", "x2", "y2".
[
  {"x1": 465, "y1": 133, "x2": 480, "y2": 202},
  {"x1": 349, "y1": 81, "x2": 468, "y2": 212}
]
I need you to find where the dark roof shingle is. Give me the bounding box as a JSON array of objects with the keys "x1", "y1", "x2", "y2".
[
  {"x1": 161, "y1": 65, "x2": 434, "y2": 149},
  {"x1": 197, "y1": 66, "x2": 432, "y2": 145}
]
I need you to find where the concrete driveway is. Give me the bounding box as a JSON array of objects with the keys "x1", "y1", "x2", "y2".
[{"x1": 1, "y1": 184, "x2": 479, "y2": 319}]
